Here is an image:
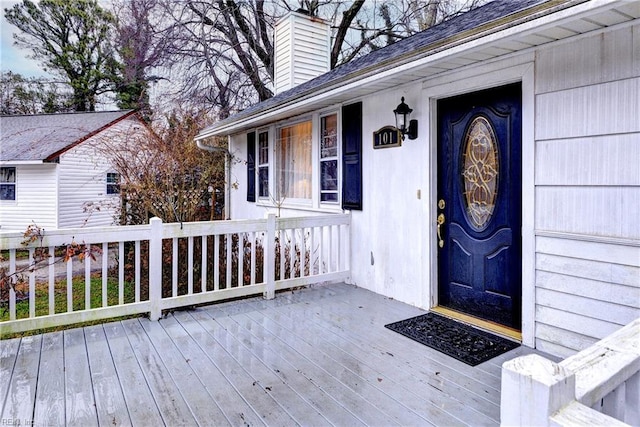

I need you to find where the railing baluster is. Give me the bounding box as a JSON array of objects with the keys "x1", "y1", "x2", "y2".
[
  {"x1": 300, "y1": 228, "x2": 306, "y2": 278},
  {"x1": 102, "y1": 242, "x2": 108, "y2": 307},
  {"x1": 250, "y1": 232, "x2": 256, "y2": 285},
  {"x1": 601, "y1": 383, "x2": 626, "y2": 420},
  {"x1": 279, "y1": 229, "x2": 285, "y2": 280},
  {"x1": 28, "y1": 248, "x2": 35, "y2": 318},
  {"x1": 85, "y1": 248, "x2": 91, "y2": 310},
  {"x1": 214, "y1": 234, "x2": 220, "y2": 291},
  {"x1": 290, "y1": 228, "x2": 296, "y2": 279},
  {"x1": 9, "y1": 249, "x2": 16, "y2": 320},
  {"x1": 172, "y1": 238, "x2": 178, "y2": 297},
  {"x1": 626, "y1": 372, "x2": 639, "y2": 424},
  {"x1": 237, "y1": 233, "x2": 243, "y2": 287},
  {"x1": 188, "y1": 236, "x2": 194, "y2": 294},
  {"x1": 327, "y1": 225, "x2": 336, "y2": 273},
  {"x1": 344, "y1": 222, "x2": 351, "y2": 274},
  {"x1": 318, "y1": 226, "x2": 323, "y2": 275},
  {"x1": 309, "y1": 227, "x2": 315, "y2": 276},
  {"x1": 201, "y1": 235, "x2": 207, "y2": 292},
  {"x1": 226, "y1": 234, "x2": 232, "y2": 289},
  {"x1": 135, "y1": 240, "x2": 141, "y2": 302},
  {"x1": 118, "y1": 242, "x2": 124, "y2": 305},
  {"x1": 336, "y1": 225, "x2": 341, "y2": 272},
  {"x1": 67, "y1": 256, "x2": 73, "y2": 312},
  {"x1": 48, "y1": 245, "x2": 55, "y2": 315}
]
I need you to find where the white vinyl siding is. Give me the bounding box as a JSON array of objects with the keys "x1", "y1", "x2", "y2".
[
  {"x1": 0, "y1": 164, "x2": 58, "y2": 231},
  {"x1": 533, "y1": 24, "x2": 640, "y2": 357},
  {"x1": 56, "y1": 127, "x2": 129, "y2": 228}
]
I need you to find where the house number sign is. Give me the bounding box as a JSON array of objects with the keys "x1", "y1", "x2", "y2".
[{"x1": 373, "y1": 126, "x2": 402, "y2": 149}]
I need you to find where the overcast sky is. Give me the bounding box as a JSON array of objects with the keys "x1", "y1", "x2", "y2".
[{"x1": 1, "y1": 0, "x2": 51, "y2": 78}]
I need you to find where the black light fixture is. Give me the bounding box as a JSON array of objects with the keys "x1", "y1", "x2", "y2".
[{"x1": 393, "y1": 97, "x2": 418, "y2": 140}]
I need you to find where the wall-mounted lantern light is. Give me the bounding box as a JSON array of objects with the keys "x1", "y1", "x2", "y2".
[{"x1": 393, "y1": 97, "x2": 418, "y2": 140}]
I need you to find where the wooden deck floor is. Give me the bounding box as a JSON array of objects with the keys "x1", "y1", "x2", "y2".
[{"x1": 1, "y1": 283, "x2": 543, "y2": 426}]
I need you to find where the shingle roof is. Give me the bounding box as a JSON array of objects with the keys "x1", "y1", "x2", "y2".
[
  {"x1": 0, "y1": 110, "x2": 135, "y2": 162},
  {"x1": 198, "y1": 0, "x2": 546, "y2": 136}
]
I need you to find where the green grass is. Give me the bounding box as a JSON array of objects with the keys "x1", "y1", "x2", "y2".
[{"x1": 1, "y1": 276, "x2": 137, "y2": 322}]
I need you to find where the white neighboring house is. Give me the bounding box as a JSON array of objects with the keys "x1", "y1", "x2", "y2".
[
  {"x1": 196, "y1": 0, "x2": 640, "y2": 359},
  {"x1": 0, "y1": 110, "x2": 149, "y2": 231}
]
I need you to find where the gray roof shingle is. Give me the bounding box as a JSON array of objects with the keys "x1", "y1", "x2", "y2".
[
  {"x1": 0, "y1": 110, "x2": 135, "y2": 162},
  {"x1": 199, "y1": 0, "x2": 546, "y2": 135}
]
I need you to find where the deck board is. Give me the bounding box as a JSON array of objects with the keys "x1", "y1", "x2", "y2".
[
  {"x1": 0, "y1": 283, "x2": 554, "y2": 426},
  {"x1": 0, "y1": 338, "x2": 21, "y2": 416},
  {"x1": 34, "y1": 332, "x2": 65, "y2": 426},
  {"x1": 174, "y1": 310, "x2": 298, "y2": 426},
  {"x1": 85, "y1": 325, "x2": 131, "y2": 426},
  {"x1": 2, "y1": 334, "x2": 41, "y2": 423},
  {"x1": 139, "y1": 318, "x2": 232, "y2": 426},
  {"x1": 121, "y1": 318, "x2": 198, "y2": 426},
  {"x1": 209, "y1": 310, "x2": 367, "y2": 426},
  {"x1": 160, "y1": 314, "x2": 266, "y2": 426},
  {"x1": 63, "y1": 328, "x2": 97, "y2": 426},
  {"x1": 101, "y1": 322, "x2": 165, "y2": 426}
]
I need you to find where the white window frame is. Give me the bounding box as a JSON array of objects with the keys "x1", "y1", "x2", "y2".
[
  {"x1": 106, "y1": 172, "x2": 120, "y2": 195},
  {"x1": 0, "y1": 166, "x2": 17, "y2": 202},
  {"x1": 257, "y1": 129, "x2": 270, "y2": 200},
  {"x1": 254, "y1": 108, "x2": 343, "y2": 211},
  {"x1": 319, "y1": 112, "x2": 340, "y2": 205}
]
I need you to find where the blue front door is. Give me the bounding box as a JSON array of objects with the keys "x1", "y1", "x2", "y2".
[{"x1": 437, "y1": 83, "x2": 522, "y2": 329}]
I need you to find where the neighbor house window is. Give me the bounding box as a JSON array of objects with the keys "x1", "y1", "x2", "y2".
[
  {"x1": 277, "y1": 120, "x2": 312, "y2": 200},
  {"x1": 320, "y1": 113, "x2": 339, "y2": 203},
  {"x1": 258, "y1": 130, "x2": 269, "y2": 198},
  {"x1": 0, "y1": 167, "x2": 16, "y2": 201},
  {"x1": 106, "y1": 172, "x2": 120, "y2": 195}
]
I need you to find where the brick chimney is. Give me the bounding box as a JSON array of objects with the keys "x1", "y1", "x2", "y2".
[{"x1": 274, "y1": 11, "x2": 331, "y2": 95}]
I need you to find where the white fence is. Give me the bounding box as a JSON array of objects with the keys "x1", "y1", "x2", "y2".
[
  {"x1": 0, "y1": 214, "x2": 350, "y2": 335},
  {"x1": 501, "y1": 318, "x2": 640, "y2": 426}
]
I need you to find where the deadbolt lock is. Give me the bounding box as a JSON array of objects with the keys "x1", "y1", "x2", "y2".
[{"x1": 438, "y1": 199, "x2": 445, "y2": 209}]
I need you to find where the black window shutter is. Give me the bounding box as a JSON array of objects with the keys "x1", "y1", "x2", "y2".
[
  {"x1": 246, "y1": 132, "x2": 256, "y2": 202},
  {"x1": 341, "y1": 102, "x2": 363, "y2": 210}
]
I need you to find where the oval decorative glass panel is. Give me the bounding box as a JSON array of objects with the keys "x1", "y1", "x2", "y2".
[{"x1": 461, "y1": 116, "x2": 499, "y2": 230}]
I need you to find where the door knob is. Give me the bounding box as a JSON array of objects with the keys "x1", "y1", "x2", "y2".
[{"x1": 437, "y1": 213, "x2": 445, "y2": 248}]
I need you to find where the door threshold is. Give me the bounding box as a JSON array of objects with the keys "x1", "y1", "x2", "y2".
[{"x1": 430, "y1": 306, "x2": 522, "y2": 342}]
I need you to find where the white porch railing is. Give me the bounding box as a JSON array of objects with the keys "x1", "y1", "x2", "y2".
[
  {"x1": 0, "y1": 213, "x2": 350, "y2": 335},
  {"x1": 501, "y1": 318, "x2": 640, "y2": 426}
]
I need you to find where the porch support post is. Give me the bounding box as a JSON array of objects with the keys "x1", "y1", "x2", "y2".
[
  {"x1": 264, "y1": 214, "x2": 276, "y2": 300},
  {"x1": 501, "y1": 354, "x2": 575, "y2": 426},
  {"x1": 149, "y1": 217, "x2": 163, "y2": 320}
]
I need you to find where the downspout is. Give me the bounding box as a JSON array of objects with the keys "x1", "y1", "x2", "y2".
[{"x1": 195, "y1": 137, "x2": 231, "y2": 220}]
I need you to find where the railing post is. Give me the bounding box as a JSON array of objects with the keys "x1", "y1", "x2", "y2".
[
  {"x1": 264, "y1": 214, "x2": 276, "y2": 300},
  {"x1": 149, "y1": 217, "x2": 163, "y2": 320},
  {"x1": 501, "y1": 354, "x2": 575, "y2": 426}
]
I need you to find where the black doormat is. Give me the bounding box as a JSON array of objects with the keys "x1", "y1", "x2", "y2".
[{"x1": 384, "y1": 312, "x2": 519, "y2": 366}]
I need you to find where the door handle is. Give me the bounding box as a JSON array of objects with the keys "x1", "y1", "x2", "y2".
[{"x1": 437, "y1": 213, "x2": 445, "y2": 248}]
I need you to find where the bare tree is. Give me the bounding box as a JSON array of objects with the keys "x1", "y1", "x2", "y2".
[
  {"x1": 160, "y1": 0, "x2": 487, "y2": 118},
  {"x1": 93, "y1": 109, "x2": 226, "y2": 225},
  {"x1": 0, "y1": 71, "x2": 71, "y2": 114},
  {"x1": 111, "y1": 0, "x2": 177, "y2": 120}
]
